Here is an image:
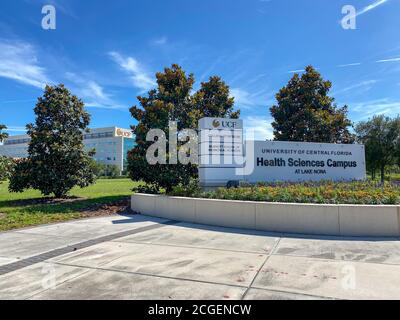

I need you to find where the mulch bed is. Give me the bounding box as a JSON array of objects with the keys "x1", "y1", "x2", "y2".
[{"x1": 79, "y1": 197, "x2": 135, "y2": 218}]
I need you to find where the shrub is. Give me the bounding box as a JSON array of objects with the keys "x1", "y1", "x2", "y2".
[
  {"x1": 170, "y1": 179, "x2": 202, "y2": 197},
  {"x1": 169, "y1": 180, "x2": 400, "y2": 205},
  {"x1": 133, "y1": 184, "x2": 160, "y2": 195}
]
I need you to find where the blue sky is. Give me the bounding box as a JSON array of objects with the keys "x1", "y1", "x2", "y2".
[{"x1": 0, "y1": 0, "x2": 400, "y2": 139}]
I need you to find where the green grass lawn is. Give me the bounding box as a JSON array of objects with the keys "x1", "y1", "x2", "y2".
[{"x1": 0, "y1": 178, "x2": 139, "y2": 232}]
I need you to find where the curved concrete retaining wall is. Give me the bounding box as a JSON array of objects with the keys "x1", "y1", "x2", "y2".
[{"x1": 131, "y1": 194, "x2": 400, "y2": 237}]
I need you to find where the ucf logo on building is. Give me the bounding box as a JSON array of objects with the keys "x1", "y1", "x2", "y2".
[{"x1": 116, "y1": 128, "x2": 133, "y2": 138}]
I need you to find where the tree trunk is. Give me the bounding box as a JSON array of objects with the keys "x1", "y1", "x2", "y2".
[
  {"x1": 380, "y1": 163, "x2": 385, "y2": 185},
  {"x1": 54, "y1": 190, "x2": 66, "y2": 199}
]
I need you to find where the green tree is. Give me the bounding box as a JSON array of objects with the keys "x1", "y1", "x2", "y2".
[
  {"x1": 355, "y1": 115, "x2": 400, "y2": 184},
  {"x1": 0, "y1": 124, "x2": 8, "y2": 142},
  {"x1": 128, "y1": 64, "x2": 240, "y2": 192},
  {"x1": 91, "y1": 161, "x2": 120, "y2": 178},
  {"x1": 191, "y1": 76, "x2": 240, "y2": 125},
  {"x1": 0, "y1": 157, "x2": 14, "y2": 182},
  {"x1": 9, "y1": 84, "x2": 96, "y2": 198},
  {"x1": 270, "y1": 66, "x2": 354, "y2": 143}
]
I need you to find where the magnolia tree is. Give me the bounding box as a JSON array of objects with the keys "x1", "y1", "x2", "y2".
[
  {"x1": 128, "y1": 64, "x2": 240, "y2": 193},
  {"x1": 9, "y1": 84, "x2": 96, "y2": 198},
  {"x1": 270, "y1": 66, "x2": 355, "y2": 143}
]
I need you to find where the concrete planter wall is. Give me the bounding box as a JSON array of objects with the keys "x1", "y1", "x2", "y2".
[{"x1": 131, "y1": 194, "x2": 400, "y2": 237}]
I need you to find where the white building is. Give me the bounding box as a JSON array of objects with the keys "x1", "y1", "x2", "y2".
[{"x1": 0, "y1": 127, "x2": 136, "y2": 174}]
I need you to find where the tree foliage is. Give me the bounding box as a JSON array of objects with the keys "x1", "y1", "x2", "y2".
[
  {"x1": 9, "y1": 84, "x2": 96, "y2": 198},
  {"x1": 0, "y1": 156, "x2": 14, "y2": 182},
  {"x1": 191, "y1": 76, "x2": 240, "y2": 123},
  {"x1": 0, "y1": 124, "x2": 8, "y2": 142},
  {"x1": 270, "y1": 66, "x2": 354, "y2": 143},
  {"x1": 128, "y1": 64, "x2": 240, "y2": 192},
  {"x1": 355, "y1": 115, "x2": 400, "y2": 183},
  {"x1": 91, "y1": 161, "x2": 121, "y2": 178}
]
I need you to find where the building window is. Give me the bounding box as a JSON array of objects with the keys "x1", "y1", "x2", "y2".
[
  {"x1": 4, "y1": 138, "x2": 30, "y2": 145},
  {"x1": 83, "y1": 132, "x2": 113, "y2": 140}
]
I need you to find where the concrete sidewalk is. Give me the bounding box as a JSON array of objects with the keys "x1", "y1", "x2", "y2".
[{"x1": 1, "y1": 214, "x2": 400, "y2": 300}]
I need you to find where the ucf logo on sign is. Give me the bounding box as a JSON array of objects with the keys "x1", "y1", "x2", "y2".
[
  {"x1": 212, "y1": 119, "x2": 238, "y2": 129},
  {"x1": 201, "y1": 118, "x2": 243, "y2": 130}
]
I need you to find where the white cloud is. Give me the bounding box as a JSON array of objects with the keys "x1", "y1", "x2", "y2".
[
  {"x1": 287, "y1": 69, "x2": 305, "y2": 74},
  {"x1": 351, "y1": 98, "x2": 400, "y2": 119},
  {"x1": 338, "y1": 1, "x2": 389, "y2": 26},
  {"x1": 84, "y1": 102, "x2": 126, "y2": 110},
  {"x1": 199, "y1": 55, "x2": 226, "y2": 82},
  {"x1": 230, "y1": 88, "x2": 255, "y2": 107},
  {"x1": 376, "y1": 57, "x2": 400, "y2": 63},
  {"x1": 3, "y1": 126, "x2": 27, "y2": 133},
  {"x1": 83, "y1": 81, "x2": 109, "y2": 102},
  {"x1": 333, "y1": 80, "x2": 378, "y2": 95},
  {"x1": 151, "y1": 36, "x2": 168, "y2": 46},
  {"x1": 109, "y1": 51, "x2": 156, "y2": 92},
  {"x1": 338, "y1": 62, "x2": 362, "y2": 67},
  {"x1": 243, "y1": 116, "x2": 274, "y2": 141},
  {"x1": 0, "y1": 40, "x2": 51, "y2": 89},
  {"x1": 65, "y1": 72, "x2": 125, "y2": 110},
  {"x1": 0, "y1": 40, "x2": 128, "y2": 110},
  {"x1": 229, "y1": 88, "x2": 275, "y2": 140},
  {"x1": 230, "y1": 88, "x2": 273, "y2": 109},
  {"x1": 356, "y1": 0, "x2": 389, "y2": 17}
]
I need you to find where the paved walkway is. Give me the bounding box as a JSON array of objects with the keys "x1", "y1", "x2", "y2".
[{"x1": 1, "y1": 214, "x2": 400, "y2": 300}]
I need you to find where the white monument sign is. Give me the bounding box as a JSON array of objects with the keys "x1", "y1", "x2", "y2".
[
  {"x1": 198, "y1": 118, "x2": 244, "y2": 188},
  {"x1": 199, "y1": 117, "x2": 366, "y2": 188},
  {"x1": 247, "y1": 141, "x2": 366, "y2": 183}
]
